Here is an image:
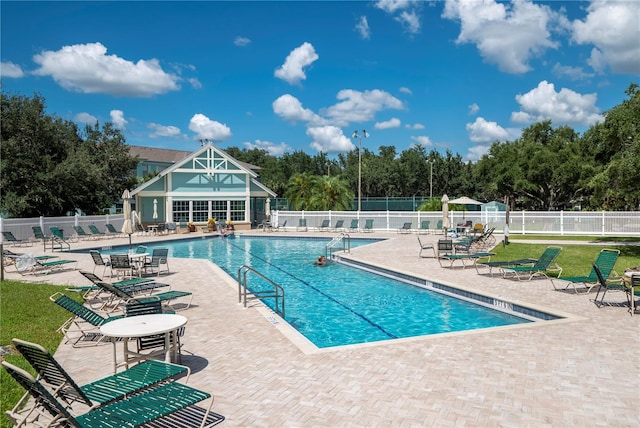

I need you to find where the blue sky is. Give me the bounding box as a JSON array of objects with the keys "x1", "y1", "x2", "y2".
[{"x1": 1, "y1": 1, "x2": 638, "y2": 161}]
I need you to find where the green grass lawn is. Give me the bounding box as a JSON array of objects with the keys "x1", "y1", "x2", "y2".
[
  {"x1": 490, "y1": 242, "x2": 640, "y2": 277},
  {"x1": 0, "y1": 280, "x2": 81, "y2": 428}
]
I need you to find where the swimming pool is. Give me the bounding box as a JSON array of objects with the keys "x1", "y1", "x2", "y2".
[{"x1": 96, "y1": 236, "x2": 541, "y2": 349}]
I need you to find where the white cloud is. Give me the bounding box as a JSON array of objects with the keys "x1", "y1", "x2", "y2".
[
  {"x1": 399, "y1": 87, "x2": 412, "y2": 95},
  {"x1": 375, "y1": 0, "x2": 421, "y2": 34},
  {"x1": 148, "y1": 123, "x2": 181, "y2": 139},
  {"x1": 31, "y1": 42, "x2": 180, "y2": 97},
  {"x1": 307, "y1": 126, "x2": 355, "y2": 153},
  {"x1": 468, "y1": 103, "x2": 480, "y2": 115},
  {"x1": 375, "y1": 0, "x2": 412, "y2": 14},
  {"x1": 396, "y1": 10, "x2": 421, "y2": 34},
  {"x1": 243, "y1": 139, "x2": 291, "y2": 156},
  {"x1": 510, "y1": 80, "x2": 603, "y2": 126},
  {"x1": 0, "y1": 61, "x2": 24, "y2": 78},
  {"x1": 374, "y1": 118, "x2": 401, "y2": 130},
  {"x1": 572, "y1": 0, "x2": 640, "y2": 74},
  {"x1": 188, "y1": 78, "x2": 202, "y2": 89},
  {"x1": 188, "y1": 113, "x2": 232, "y2": 141},
  {"x1": 110, "y1": 110, "x2": 127, "y2": 129},
  {"x1": 74, "y1": 112, "x2": 98, "y2": 125},
  {"x1": 466, "y1": 145, "x2": 492, "y2": 162},
  {"x1": 411, "y1": 135, "x2": 433, "y2": 147},
  {"x1": 355, "y1": 16, "x2": 371, "y2": 40},
  {"x1": 551, "y1": 63, "x2": 595, "y2": 81},
  {"x1": 405, "y1": 123, "x2": 424, "y2": 130},
  {"x1": 466, "y1": 117, "x2": 510, "y2": 143},
  {"x1": 322, "y1": 89, "x2": 404, "y2": 126},
  {"x1": 234, "y1": 36, "x2": 251, "y2": 47},
  {"x1": 442, "y1": 0, "x2": 563, "y2": 74},
  {"x1": 272, "y1": 94, "x2": 323, "y2": 124},
  {"x1": 274, "y1": 42, "x2": 319, "y2": 85}
]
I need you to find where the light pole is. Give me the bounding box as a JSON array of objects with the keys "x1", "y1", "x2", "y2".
[
  {"x1": 352, "y1": 130, "x2": 369, "y2": 212},
  {"x1": 429, "y1": 160, "x2": 434, "y2": 200},
  {"x1": 199, "y1": 138, "x2": 212, "y2": 146}
]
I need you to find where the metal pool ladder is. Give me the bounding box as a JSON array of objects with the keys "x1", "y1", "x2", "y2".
[
  {"x1": 326, "y1": 232, "x2": 351, "y2": 259},
  {"x1": 237, "y1": 265, "x2": 285, "y2": 319}
]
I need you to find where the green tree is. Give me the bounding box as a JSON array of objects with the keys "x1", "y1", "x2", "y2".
[
  {"x1": 283, "y1": 172, "x2": 318, "y2": 210},
  {"x1": 308, "y1": 175, "x2": 354, "y2": 210},
  {"x1": 0, "y1": 92, "x2": 138, "y2": 217}
]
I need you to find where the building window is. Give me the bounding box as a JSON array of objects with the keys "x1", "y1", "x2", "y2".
[
  {"x1": 230, "y1": 200, "x2": 245, "y2": 222},
  {"x1": 173, "y1": 201, "x2": 190, "y2": 223},
  {"x1": 192, "y1": 201, "x2": 208, "y2": 222},
  {"x1": 211, "y1": 201, "x2": 226, "y2": 221}
]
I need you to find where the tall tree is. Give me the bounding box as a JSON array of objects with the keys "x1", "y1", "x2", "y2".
[{"x1": 0, "y1": 92, "x2": 138, "y2": 217}]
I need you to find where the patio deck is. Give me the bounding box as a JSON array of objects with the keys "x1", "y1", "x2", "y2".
[{"x1": 3, "y1": 230, "x2": 639, "y2": 427}]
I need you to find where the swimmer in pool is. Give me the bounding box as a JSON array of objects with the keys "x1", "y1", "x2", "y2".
[{"x1": 313, "y1": 255, "x2": 326, "y2": 266}]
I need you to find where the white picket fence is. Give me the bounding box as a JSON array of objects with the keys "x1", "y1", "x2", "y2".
[
  {"x1": 1, "y1": 210, "x2": 640, "y2": 242},
  {"x1": 271, "y1": 210, "x2": 640, "y2": 236}
]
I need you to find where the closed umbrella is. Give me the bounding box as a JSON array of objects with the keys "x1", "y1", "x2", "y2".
[
  {"x1": 121, "y1": 189, "x2": 133, "y2": 251},
  {"x1": 441, "y1": 194, "x2": 450, "y2": 233},
  {"x1": 265, "y1": 197, "x2": 271, "y2": 219},
  {"x1": 153, "y1": 199, "x2": 158, "y2": 225}
]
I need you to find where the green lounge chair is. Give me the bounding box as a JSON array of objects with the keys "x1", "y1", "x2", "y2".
[
  {"x1": 500, "y1": 246, "x2": 563, "y2": 284},
  {"x1": 2, "y1": 231, "x2": 32, "y2": 247},
  {"x1": 592, "y1": 263, "x2": 629, "y2": 310},
  {"x1": 349, "y1": 219, "x2": 359, "y2": 232},
  {"x1": 418, "y1": 220, "x2": 430, "y2": 234},
  {"x1": 12, "y1": 338, "x2": 188, "y2": 408},
  {"x1": 16, "y1": 254, "x2": 76, "y2": 275},
  {"x1": 32, "y1": 226, "x2": 48, "y2": 241},
  {"x1": 363, "y1": 219, "x2": 374, "y2": 232},
  {"x1": 476, "y1": 258, "x2": 539, "y2": 277},
  {"x1": 398, "y1": 222, "x2": 412, "y2": 234},
  {"x1": 2, "y1": 361, "x2": 215, "y2": 428},
  {"x1": 73, "y1": 226, "x2": 93, "y2": 240},
  {"x1": 88, "y1": 224, "x2": 106, "y2": 239},
  {"x1": 296, "y1": 218, "x2": 308, "y2": 231},
  {"x1": 556, "y1": 249, "x2": 620, "y2": 294},
  {"x1": 331, "y1": 219, "x2": 345, "y2": 232},
  {"x1": 315, "y1": 219, "x2": 330, "y2": 231},
  {"x1": 105, "y1": 223, "x2": 122, "y2": 237},
  {"x1": 50, "y1": 292, "x2": 122, "y2": 347},
  {"x1": 438, "y1": 251, "x2": 495, "y2": 269},
  {"x1": 79, "y1": 271, "x2": 168, "y2": 311},
  {"x1": 94, "y1": 280, "x2": 193, "y2": 312}
]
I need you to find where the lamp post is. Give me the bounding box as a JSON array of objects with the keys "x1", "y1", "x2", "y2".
[
  {"x1": 352, "y1": 130, "x2": 369, "y2": 212},
  {"x1": 429, "y1": 160, "x2": 434, "y2": 200},
  {"x1": 199, "y1": 138, "x2": 212, "y2": 146}
]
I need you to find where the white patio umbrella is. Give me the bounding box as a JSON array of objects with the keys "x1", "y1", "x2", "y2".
[
  {"x1": 448, "y1": 196, "x2": 483, "y2": 206},
  {"x1": 153, "y1": 199, "x2": 158, "y2": 226},
  {"x1": 265, "y1": 197, "x2": 271, "y2": 219},
  {"x1": 441, "y1": 194, "x2": 450, "y2": 233},
  {"x1": 449, "y1": 196, "x2": 483, "y2": 220},
  {"x1": 121, "y1": 189, "x2": 133, "y2": 251}
]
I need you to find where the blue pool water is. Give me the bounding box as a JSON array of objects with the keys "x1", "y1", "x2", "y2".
[{"x1": 99, "y1": 236, "x2": 531, "y2": 348}]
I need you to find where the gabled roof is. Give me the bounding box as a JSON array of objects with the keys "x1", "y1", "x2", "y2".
[
  {"x1": 129, "y1": 145, "x2": 190, "y2": 164},
  {"x1": 131, "y1": 143, "x2": 270, "y2": 195},
  {"x1": 129, "y1": 144, "x2": 260, "y2": 172}
]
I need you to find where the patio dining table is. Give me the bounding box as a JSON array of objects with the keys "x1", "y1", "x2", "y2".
[{"x1": 100, "y1": 314, "x2": 187, "y2": 373}]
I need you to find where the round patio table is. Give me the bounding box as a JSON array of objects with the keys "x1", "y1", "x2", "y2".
[{"x1": 100, "y1": 314, "x2": 187, "y2": 373}]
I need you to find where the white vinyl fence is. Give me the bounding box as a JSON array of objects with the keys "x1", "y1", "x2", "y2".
[
  {"x1": 271, "y1": 210, "x2": 640, "y2": 236},
  {"x1": 1, "y1": 210, "x2": 639, "y2": 242}
]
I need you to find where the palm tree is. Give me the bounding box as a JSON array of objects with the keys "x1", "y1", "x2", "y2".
[
  {"x1": 308, "y1": 176, "x2": 354, "y2": 211},
  {"x1": 284, "y1": 172, "x2": 318, "y2": 210}
]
